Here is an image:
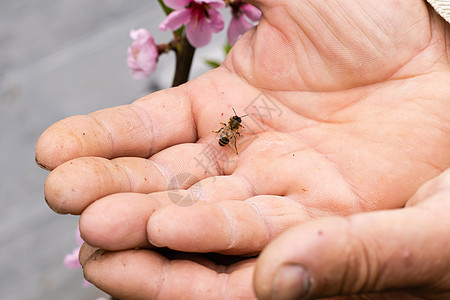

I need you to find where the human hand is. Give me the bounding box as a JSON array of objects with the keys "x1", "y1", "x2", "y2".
[
  {"x1": 77, "y1": 169, "x2": 450, "y2": 299},
  {"x1": 254, "y1": 168, "x2": 450, "y2": 300},
  {"x1": 35, "y1": 0, "x2": 450, "y2": 298}
]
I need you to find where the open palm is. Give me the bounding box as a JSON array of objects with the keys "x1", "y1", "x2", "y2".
[{"x1": 36, "y1": 0, "x2": 450, "y2": 298}]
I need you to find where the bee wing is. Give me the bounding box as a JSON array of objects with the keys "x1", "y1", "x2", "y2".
[{"x1": 227, "y1": 130, "x2": 237, "y2": 140}]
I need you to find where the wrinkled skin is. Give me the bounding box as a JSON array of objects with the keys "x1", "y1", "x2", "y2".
[{"x1": 36, "y1": 0, "x2": 450, "y2": 299}]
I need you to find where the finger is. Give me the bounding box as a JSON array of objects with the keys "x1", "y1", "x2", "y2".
[
  {"x1": 77, "y1": 175, "x2": 252, "y2": 250},
  {"x1": 35, "y1": 87, "x2": 196, "y2": 170},
  {"x1": 45, "y1": 157, "x2": 165, "y2": 214},
  {"x1": 147, "y1": 195, "x2": 312, "y2": 255},
  {"x1": 79, "y1": 192, "x2": 174, "y2": 250},
  {"x1": 45, "y1": 143, "x2": 219, "y2": 214},
  {"x1": 79, "y1": 186, "x2": 215, "y2": 250},
  {"x1": 146, "y1": 145, "x2": 364, "y2": 256},
  {"x1": 81, "y1": 248, "x2": 256, "y2": 300},
  {"x1": 254, "y1": 196, "x2": 450, "y2": 299},
  {"x1": 77, "y1": 150, "x2": 360, "y2": 254}
]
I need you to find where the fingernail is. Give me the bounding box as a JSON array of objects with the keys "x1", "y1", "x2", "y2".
[
  {"x1": 35, "y1": 156, "x2": 50, "y2": 170},
  {"x1": 271, "y1": 264, "x2": 310, "y2": 300},
  {"x1": 79, "y1": 243, "x2": 99, "y2": 267}
]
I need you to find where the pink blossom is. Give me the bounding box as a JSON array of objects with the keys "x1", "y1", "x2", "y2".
[
  {"x1": 63, "y1": 227, "x2": 83, "y2": 269},
  {"x1": 63, "y1": 227, "x2": 91, "y2": 286},
  {"x1": 63, "y1": 246, "x2": 82, "y2": 269},
  {"x1": 227, "y1": 2, "x2": 261, "y2": 45},
  {"x1": 160, "y1": 0, "x2": 225, "y2": 48},
  {"x1": 127, "y1": 28, "x2": 159, "y2": 79}
]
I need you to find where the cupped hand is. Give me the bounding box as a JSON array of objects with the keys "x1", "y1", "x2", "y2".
[
  {"x1": 78, "y1": 168, "x2": 450, "y2": 299},
  {"x1": 35, "y1": 0, "x2": 450, "y2": 298}
]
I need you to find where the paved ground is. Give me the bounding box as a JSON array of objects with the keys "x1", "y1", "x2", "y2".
[{"x1": 0, "y1": 1, "x2": 227, "y2": 299}]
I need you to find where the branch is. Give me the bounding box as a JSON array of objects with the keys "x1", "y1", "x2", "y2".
[{"x1": 172, "y1": 36, "x2": 196, "y2": 87}]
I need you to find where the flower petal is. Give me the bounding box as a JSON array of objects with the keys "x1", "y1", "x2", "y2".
[
  {"x1": 130, "y1": 69, "x2": 151, "y2": 80},
  {"x1": 82, "y1": 279, "x2": 92, "y2": 287},
  {"x1": 208, "y1": 8, "x2": 225, "y2": 33},
  {"x1": 127, "y1": 29, "x2": 159, "y2": 80},
  {"x1": 129, "y1": 29, "x2": 140, "y2": 40},
  {"x1": 63, "y1": 247, "x2": 82, "y2": 269},
  {"x1": 242, "y1": 4, "x2": 261, "y2": 21},
  {"x1": 130, "y1": 29, "x2": 157, "y2": 47},
  {"x1": 227, "y1": 15, "x2": 253, "y2": 46},
  {"x1": 75, "y1": 227, "x2": 84, "y2": 246},
  {"x1": 127, "y1": 47, "x2": 139, "y2": 69},
  {"x1": 163, "y1": 0, "x2": 191, "y2": 10},
  {"x1": 186, "y1": 18, "x2": 213, "y2": 47},
  {"x1": 137, "y1": 46, "x2": 158, "y2": 71},
  {"x1": 201, "y1": 0, "x2": 226, "y2": 9},
  {"x1": 159, "y1": 8, "x2": 191, "y2": 31}
]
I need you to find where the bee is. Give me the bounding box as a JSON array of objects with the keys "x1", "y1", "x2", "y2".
[{"x1": 213, "y1": 108, "x2": 248, "y2": 154}]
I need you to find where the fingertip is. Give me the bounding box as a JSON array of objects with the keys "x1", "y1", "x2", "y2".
[
  {"x1": 79, "y1": 195, "x2": 127, "y2": 249},
  {"x1": 44, "y1": 159, "x2": 98, "y2": 215},
  {"x1": 81, "y1": 249, "x2": 168, "y2": 300},
  {"x1": 35, "y1": 117, "x2": 85, "y2": 170},
  {"x1": 146, "y1": 208, "x2": 167, "y2": 248},
  {"x1": 44, "y1": 169, "x2": 71, "y2": 214},
  {"x1": 146, "y1": 204, "x2": 192, "y2": 248},
  {"x1": 79, "y1": 200, "x2": 109, "y2": 247},
  {"x1": 81, "y1": 248, "x2": 110, "y2": 287},
  {"x1": 80, "y1": 193, "x2": 158, "y2": 250},
  {"x1": 35, "y1": 154, "x2": 51, "y2": 171},
  {"x1": 270, "y1": 264, "x2": 311, "y2": 300},
  {"x1": 254, "y1": 217, "x2": 350, "y2": 300}
]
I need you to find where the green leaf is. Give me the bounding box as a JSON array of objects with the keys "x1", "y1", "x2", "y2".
[
  {"x1": 204, "y1": 59, "x2": 221, "y2": 69},
  {"x1": 224, "y1": 42, "x2": 232, "y2": 54},
  {"x1": 157, "y1": 0, "x2": 173, "y2": 15}
]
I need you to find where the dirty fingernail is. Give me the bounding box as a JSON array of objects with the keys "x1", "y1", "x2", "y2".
[
  {"x1": 79, "y1": 243, "x2": 99, "y2": 267},
  {"x1": 271, "y1": 264, "x2": 310, "y2": 300}
]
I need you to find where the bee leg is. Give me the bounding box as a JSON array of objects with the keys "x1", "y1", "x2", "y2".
[
  {"x1": 212, "y1": 128, "x2": 223, "y2": 133},
  {"x1": 233, "y1": 137, "x2": 239, "y2": 154}
]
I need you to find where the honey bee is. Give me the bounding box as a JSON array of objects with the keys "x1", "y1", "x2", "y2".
[{"x1": 213, "y1": 108, "x2": 248, "y2": 154}]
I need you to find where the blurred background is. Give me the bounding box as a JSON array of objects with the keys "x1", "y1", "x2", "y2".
[{"x1": 0, "y1": 1, "x2": 227, "y2": 299}]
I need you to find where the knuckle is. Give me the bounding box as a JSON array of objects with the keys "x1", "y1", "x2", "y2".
[{"x1": 339, "y1": 220, "x2": 385, "y2": 294}]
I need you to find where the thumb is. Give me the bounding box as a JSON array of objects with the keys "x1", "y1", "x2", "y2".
[{"x1": 254, "y1": 172, "x2": 450, "y2": 299}]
